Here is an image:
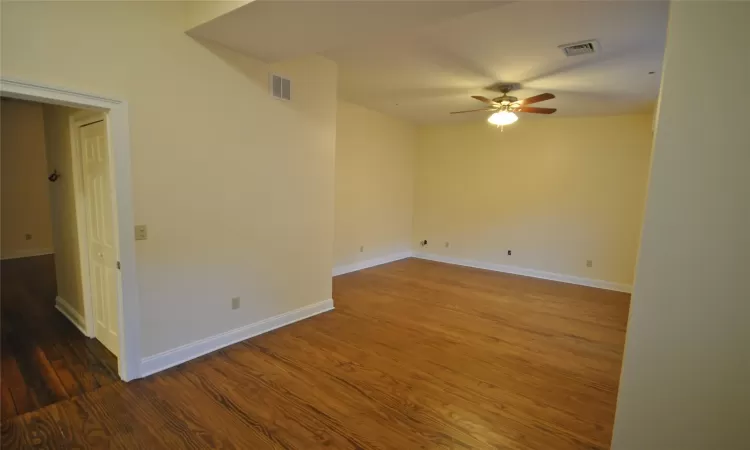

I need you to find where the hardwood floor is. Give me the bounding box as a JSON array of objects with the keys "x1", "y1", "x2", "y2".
[
  {"x1": 1, "y1": 257, "x2": 630, "y2": 449},
  {"x1": 1, "y1": 255, "x2": 119, "y2": 421}
]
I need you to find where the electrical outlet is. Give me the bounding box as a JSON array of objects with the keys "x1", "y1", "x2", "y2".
[
  {"x1": 134, "y1": 225, "x2": 148, "y2": 240},
  {"x1": 508, "y1": 250, "x2": 512, "y2": 256},
  {"x1": 359, "y1": 245, "x2": 364, "y2": 253},
  {"x1": 231, "y1": 297, "x2": 240, "y2": 310},
  {"x1": 445, "y1": 242, "x2": 450, "y2": 248},
  {"x1": 586, "y1": 260, "x2": 593, "y2": 268},
  {"x1": 25, "y1": 233, "x2": 32, "y2": 241}
]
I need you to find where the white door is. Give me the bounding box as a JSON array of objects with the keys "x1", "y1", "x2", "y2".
[{"x1": 79, "y1": 119, "x2": 119, "y2": 356}]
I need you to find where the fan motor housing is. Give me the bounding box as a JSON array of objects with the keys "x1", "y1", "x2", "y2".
[{"x1": 487, "y1": 82, "x2": 521, "y2": 94}]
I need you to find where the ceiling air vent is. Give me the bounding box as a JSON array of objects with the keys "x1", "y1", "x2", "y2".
[
  {"x1": 270, "y1": 74, "x2": 291, "y2": 100},
  {"x1": 559, "y1": 40, "x2": 599, "y2": 57}
]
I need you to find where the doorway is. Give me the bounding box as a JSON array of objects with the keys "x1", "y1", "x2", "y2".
[
  {"x1": 1, "y1": 98, "x2": 121, "y2": 419},
  {"x1": 1, "y1": 78, "x2": 141, "y2": 385}
]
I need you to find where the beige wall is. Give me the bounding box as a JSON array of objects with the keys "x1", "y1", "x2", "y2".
[
  {"x1": 1, "y1": 1, "x2": 337, "y2": 358},
  {"x1": 42, "y1": 105, "x2": 87, "y2": 318},
  {"x1": 612, "y1": 2, "x2": 750, "y2": 449},
  {"x1": 334, "y1": 101, "x2": 415, "y2": 269},
  {"x1": 414, "y1": 114, "x2": 653, "y2": 287},
  {"x1": 1, "y1": 99, "x2": 55, "y2": 259}
]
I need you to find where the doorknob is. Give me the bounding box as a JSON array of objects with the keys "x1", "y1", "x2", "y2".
[{"x1": 98, "y1": 252, "x2": 104, "y2": 257}]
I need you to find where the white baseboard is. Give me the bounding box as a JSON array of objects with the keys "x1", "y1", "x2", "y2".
[
  {"x1": 415, "y1": 252, "x2": 632, "y2": 293},
  {"x1": 55, "y1": 296, "x2": 90, "y2": 336},
  {"x1": 140, "y1": 298, "x2": 334, "y2": 378},
  {"x1": 1, "y1": 248, "x2": 54, "y2": 260},
  {"x1": 333, "y1": 251, "x2": 414, "y2": 276}
]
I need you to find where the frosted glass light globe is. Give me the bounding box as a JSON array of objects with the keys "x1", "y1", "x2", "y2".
[{"x1": 488, "y1": 111, "x2": 518, "y2": 126}]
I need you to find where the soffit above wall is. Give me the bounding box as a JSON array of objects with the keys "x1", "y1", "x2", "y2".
[{"x1": 187, "y1": 0, "x2": 504, "y2": 62}]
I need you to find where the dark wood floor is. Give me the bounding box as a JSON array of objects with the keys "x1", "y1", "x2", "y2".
[
  {"x1": 1, "y1": 258, "x2": 630, "y2": 449},
  {"x1": 1, "y1": 255, "x2": 118, "y2": 421}
]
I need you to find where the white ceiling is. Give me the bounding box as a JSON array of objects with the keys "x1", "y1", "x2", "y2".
[
  {"x1": 191, "y1": 1, "x2": 669, "y2": 123},
  {"x1": 325, "y1": 1, "x2": 669, "y2": 123}
]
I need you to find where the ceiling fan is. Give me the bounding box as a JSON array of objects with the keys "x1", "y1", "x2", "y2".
[{"x1": 450, "y1": 84, "x2": 557, "y2": 128}]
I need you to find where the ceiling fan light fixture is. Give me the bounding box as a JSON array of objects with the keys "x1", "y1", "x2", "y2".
[{"x1": 488, "y1": 111, "x2": 518, "y2": 126}]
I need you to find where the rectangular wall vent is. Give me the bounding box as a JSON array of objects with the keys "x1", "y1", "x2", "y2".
[
  {"x1": 559, "y1": 40, "x2": 599, "y2": 57},
  {"x1": 270, "y1": 74, "x2": 291, "y2": 100}
]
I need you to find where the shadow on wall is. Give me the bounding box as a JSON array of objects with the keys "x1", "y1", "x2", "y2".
[{"x1": 192, "y1": 38, "x2": 269, "y2": 87}]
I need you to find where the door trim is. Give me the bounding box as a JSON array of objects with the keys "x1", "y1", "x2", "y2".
[{"x1": 1, "y1": 77, "x2": 142, "y2": 381}]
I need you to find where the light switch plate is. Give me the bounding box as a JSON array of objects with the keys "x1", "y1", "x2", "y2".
[{"x1": 134, "y1": 225, "x2": 148, "y2": 240}]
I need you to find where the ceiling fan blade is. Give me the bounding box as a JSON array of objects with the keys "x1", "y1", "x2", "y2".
[
  {"x1": 471, "y1": 95, "x2": 495, "y2": 105},
  {"x1": 516, "y1": 106, "x2": 557, "y2": 114},
  {"x1": 450, "y1": 107, "x2": 497, "y2": 115},
  {"x1": 517, "y1": 93, "x2": 555, "y2": 105}
]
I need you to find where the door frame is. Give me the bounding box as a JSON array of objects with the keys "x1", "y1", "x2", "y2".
[
  {"x1": 70, "y1": 111, "x2": 119, "y2": 352},
  {"x1": 1, "y1": 77, "x2": 142, "y2": 381}
]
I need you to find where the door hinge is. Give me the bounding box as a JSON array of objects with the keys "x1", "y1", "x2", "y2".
[{"x1": 117, "y1": 261, "x2": 121, "y2": 270}]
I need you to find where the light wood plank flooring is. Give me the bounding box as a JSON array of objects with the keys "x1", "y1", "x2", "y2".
[{"x1": 1, "y1": 257, "x2": 630, "y2": 449}]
